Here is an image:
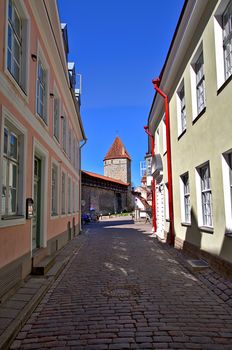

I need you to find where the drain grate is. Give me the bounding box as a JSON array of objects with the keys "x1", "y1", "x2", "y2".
[
  {"x1": 186, "y1": 259, "x2": 209, "y2": 272},
  {"x1": 103, "y1": 284, "x2": 140, "y2": 298}
]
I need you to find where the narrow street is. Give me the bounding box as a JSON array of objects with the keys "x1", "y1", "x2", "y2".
[{"x1": 11, "y1": 218, "x2": 232, "y2": 350}]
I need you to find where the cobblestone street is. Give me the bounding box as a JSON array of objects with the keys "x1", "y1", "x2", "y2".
[{"x1": 11, "y1": 218, "x2": 232, "y2": 350}]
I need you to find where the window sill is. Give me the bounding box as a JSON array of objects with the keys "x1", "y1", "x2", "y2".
[
  {"x1": 192, "y1": 106, "x2": 206, "y2": 125},
  {"x1": 51, "y1": 214, "x2": 59, "y2": 220},
  {"x1": 53, "y1": 135, "x2": 60, "y2": 146},
  {"x1": 198, "y1": 226, "x2": 214, "y2": 233},
  {"x1": 178, "y1": 128, "x2": 186, "y2": 141},
  {"x1": 4, "y1": 69, "x2": 29, "y2": 103},
  {"x1": 217, "y1": 73, "x2": 232, "y2": 95},
  {"x1": 0, "y1": 216, "x2": 25, "y2": 227},
  {"x1": 36, "y1": 113, "x2": 49, "y2": 130},
  {"x1": 181, "y1": 222, "x2": 191, "y2": 227}
]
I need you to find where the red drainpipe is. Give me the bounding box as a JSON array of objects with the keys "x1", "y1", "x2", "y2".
[
  {"x1": 144, "y1": 126, "x2": 157, "y2": 232},
  {"x1": 152, "y1": 77, "x2": 174, "y2": 246}
]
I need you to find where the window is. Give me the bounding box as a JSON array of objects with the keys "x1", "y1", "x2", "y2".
[
  {"x1": 177, "y1": 82, "x2": 186, "y2": 135},
  {"x1": 61, "y1": 172, "x2": 66, "y2": 214},
  {"x1": 1, "y1": 118, "x2": 26, "y2": 219},
  {"x1": 190, "y1": 46, "x2": 206, "y2": 120},
  {"x1": 222, "y1": 151, "x2": 232, "y2": 233},
  {"x1": 68, "y1": 127, "x2": 71, "y2": 159},
  {"x1": 51, "y1": 163, "x2": 58, "y2": 216},
  {"x1": 68, "y1": 177, "x2": 71, "y2": 213},
  {"x1": 53, "y1": 97, "x2": 60, "y2": 141},
  {"x1": 199, "y1": 163, "x2": 213, "y2": 227},
  {"x1": 7, "y1": 0, "x2": 28, "y2": 92},
  {"x1": 62, "y1": 116, "x2": 67, "y2": 153},
  {"x1": 223, "y1": 1, "x2": 232, "y2": 79},
  {"x1": 180, "y1": 173, "x2": 191, "y2": 223},
  {"x1": 195, "y1": 52, "x2": 205, "y2": 115},
  {"x1": 36, "y1": 59, "x2": 47, "y2": 122},
  {"x1": 2, "y1": 127, "x2": 18, "y2": 215},
  {"x1": 73, "y1": 181, "x2": 75, "y2": 213}
]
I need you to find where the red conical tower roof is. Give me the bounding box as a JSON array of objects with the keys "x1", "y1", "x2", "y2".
[{"x1": 104, "y1": 137, "x2": 131, "y2": 161}]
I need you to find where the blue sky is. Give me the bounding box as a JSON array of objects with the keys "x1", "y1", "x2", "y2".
[{"x1": 58, "y1": 0, "x2": 184, "y2": 187}]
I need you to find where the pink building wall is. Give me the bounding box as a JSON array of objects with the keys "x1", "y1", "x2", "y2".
[{"x1": 0, "y1": 0, "x2": 84, "y2": 284}]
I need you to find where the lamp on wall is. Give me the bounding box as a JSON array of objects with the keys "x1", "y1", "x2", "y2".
[
  {"x1": 26, "y1": 198, "x2": 34, "y2": 219},
  {"x1": 31, "y1": 54, "x2": 37, "y2": 62}
]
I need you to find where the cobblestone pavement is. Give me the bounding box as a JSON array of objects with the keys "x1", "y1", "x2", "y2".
[{"x1": 11, "y1": 218, "x2": 232, "y2": 349}]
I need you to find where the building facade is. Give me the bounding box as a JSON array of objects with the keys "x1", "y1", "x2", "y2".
[
  {"x1": 0, "y1": 0, "x2": 86, "y2": 299},
  {"x1": 147, "y1": 0, "x2": 232, "y2": 275}
]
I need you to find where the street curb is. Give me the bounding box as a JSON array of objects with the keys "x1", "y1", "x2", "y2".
[
  {"x1": 0, "y1": 234, "x2": 88, "y2": 350},
  {"x1": 0, "y1": 282, "x2": 50, "y2": 350}
]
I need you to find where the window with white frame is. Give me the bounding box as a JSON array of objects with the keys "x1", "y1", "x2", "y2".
[
  {"x1": 223, "y1": 1, "x2": 232, "y2": 79},
  {"x1": 36, "y1": 59, "x2": 47, "y2": 122},
  {"x1": 214, "y1": 0, "x2": 232, "y2": 88},
  {"x1": 195, "y1": 52, "x2": 205, "y2": 115},
  {"x1": 73, "y1": 181, "x2": 75, "y2": 213},
  {"x1": 61, "y1": 171, "x2": 66, "y2": 214},
  {"x1": 222, "y1": 151, "x2": 232, "y2": 232},
  {"x1": 62, "y1": 116, "x2": 67, "y2": 153},
  {"x1": 7, "y1": 0, "x2": 28, "y2": 92},
  {"x1": 68, "y1": 177, "x2": 71, "y2": 213},
  {"x1": 51, "y1": 163, "x2": 58, "y2": 216},
  {"x1": 177, "y1": 82, "x2": 186, "y2": 135},
  {"x1": 180, "y1": 173, "x2": 191, "y2": 223},
  {"x1": 53, "y1": 96, "x2": 60, "y2": 141},
  {"x1": 190, "y1": 47, "x2": 206, "y2": 119},
  {"x1": 198, "y1": 163, "x2": 213, "y2": 227},
  {"x1": 68, "y1": 127, "x2": 71, "y2": 160},
  {"x1": 2, "y1": 121, "x2": 25, "y2": 218}
]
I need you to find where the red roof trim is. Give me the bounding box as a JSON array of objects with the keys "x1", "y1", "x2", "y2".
[{"x1": 82, "y1": 170, "x2": 130, "y2": 186}]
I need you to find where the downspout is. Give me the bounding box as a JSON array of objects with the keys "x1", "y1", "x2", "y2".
[
  {"x1": 144, "y1": 126, "x2": 157, "y2": 233},
  {"x1": 79, "y1": 139, "x2": 87, "y2": 232},
  {"x1": 152, "y1": 77, "x2": 174, "y2": 246}
]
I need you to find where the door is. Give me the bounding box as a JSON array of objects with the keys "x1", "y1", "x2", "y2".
[
  {"x1": 32, "y1": 157, "x2": 41, "y2": 250},
  {"x1": 156, "y1": 183, "x2": 165, "y2": 238}
]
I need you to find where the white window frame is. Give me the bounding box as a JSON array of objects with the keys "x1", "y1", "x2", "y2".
[
  {"x1": 214, "y1": 0, "x2": 232, "y2": 89},
  {"x1": 68, "y1": 176, "x2": 71, "y2": 214},
  {"x1": 62, "y1": 114, "x2": 67, "y2": 153},
  {"x1": 180, "y1": 172, "x2": 191, "y2": 224},
  {"x1": 51, "y1": 160, "x2": 59, "y2": 217},
  {"x1": 72, "y1": 180, "x2": 75, "y2": 213},
  {"x1": 61, "y1": 170, "x2": 66, "y2": 215},
  {"x1": 195, "y1": 162, "x2": 213, "y2": 228},
  {"x1": 190, "y1": 45, "x2": 206, "y2": 120},
  {"x1": 53, "y1": 86, "x2": 60, "y2": 142},
  {"x1": 222, "y1": 150, "x2": 232, "y2": 233},
  {"x1": 0, "y1": 107, "x2": 27, "y2": 227},
  {"x1": 176, "y1": 81, "x2": 187, "y2": 136},
  {"x1": 5, "y1": 0, "x2": 30, "y2": 96},
  {"x1": 36, "y1": 44, "x2": 49, "y2": 125}
]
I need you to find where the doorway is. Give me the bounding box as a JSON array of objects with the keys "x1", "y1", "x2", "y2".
[{"x1": 32, "y1": 156, "x2": 41, "y2": 250}]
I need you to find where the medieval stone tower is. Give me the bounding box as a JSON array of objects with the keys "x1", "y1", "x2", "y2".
[{"x1": 104, "y1": 137, "x2": 131, "y2": 185}]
